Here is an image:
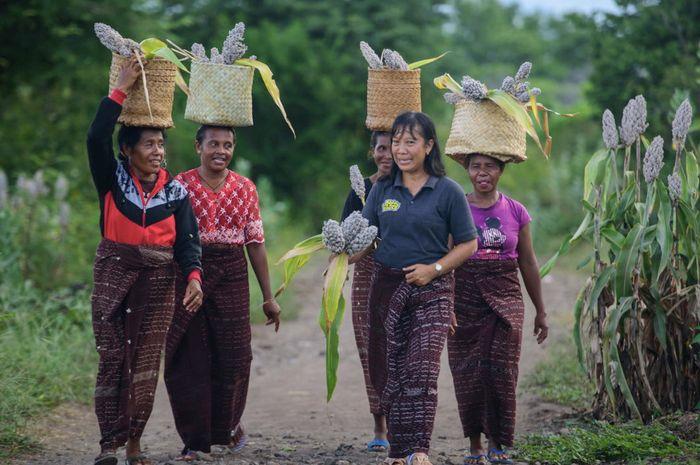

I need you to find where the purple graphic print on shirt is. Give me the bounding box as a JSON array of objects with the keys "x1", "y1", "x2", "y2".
[{"x1": 469, "y1": 193, "x2": 531, "y2": 260}]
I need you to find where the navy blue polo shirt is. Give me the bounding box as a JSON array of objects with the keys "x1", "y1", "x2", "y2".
[{"x1": 362, "y1": 174, "x2": 477, "y2": 269}]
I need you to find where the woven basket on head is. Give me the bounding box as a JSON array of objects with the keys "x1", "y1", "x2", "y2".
[
  {"x1": 366, "y1": 69, "x2": 421, "y2": 131},
  {"x1": 108, "y1": 53, "x2": 177, "y2": 128},
  {"x1": 445, "y1": 99, "x2": 527, "y2": 166},
  {"x1": 185, "y1": 62, "x2": 254, "y2": 127}
]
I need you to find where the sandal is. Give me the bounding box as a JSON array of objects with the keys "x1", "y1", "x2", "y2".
[
  {"x1": 125, "y1": 454, "x2": 152, "y2": 465},
  {"x1": 487, "y1": 449, "x2": 513, "y2": 465},
  {"x1": 464, "y1": 454, "x2": 489, "y2": 465},
  {"x1": 227, "y1": 434, "x2": 248, "y2": 453},
  {"x1": 407, "y1": 453, "x2": 433, "y2": 465},
  {"x1": 94, "y1": 451, "x2": 118, "y2": 465},
  {"x1": 367, "y1": 438, "x2": 390, "y2": 452},
  {"x1": 175, "y1": 449, "x2": 214, "y2": 462}
]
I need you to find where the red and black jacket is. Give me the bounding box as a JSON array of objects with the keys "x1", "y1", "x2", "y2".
[{"x1": 86, "y1": 95, "x2": 202, "y2": 281}]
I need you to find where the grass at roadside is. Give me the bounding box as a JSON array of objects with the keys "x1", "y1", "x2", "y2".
[
  {"x1": 0, "y1": 284, "x2": 97, "y2": 459},
  {"x1": 516, "y1": 415, "x2": 700, "y2": 465}
]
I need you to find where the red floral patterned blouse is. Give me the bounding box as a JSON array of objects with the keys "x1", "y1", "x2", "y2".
[{"x1": 175, "y1": 168, "x2": 264, "y2": 245}]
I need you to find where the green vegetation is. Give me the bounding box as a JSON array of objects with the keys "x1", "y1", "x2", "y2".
[
  {"x1": 516, "y1": 417, "x2": 700, "y2": 465},
  {"x1": 524, "y1": 337, "x2": 594, "y2": 409}
]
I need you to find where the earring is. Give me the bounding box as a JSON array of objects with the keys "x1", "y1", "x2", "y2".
[{"x1": 161, "y1": 157, "x2": 167, "y2": 168}]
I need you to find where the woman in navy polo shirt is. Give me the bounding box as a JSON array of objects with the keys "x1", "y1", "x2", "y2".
[{"x1": 357, "y1": 112, "x2": 478, "y2": 465}]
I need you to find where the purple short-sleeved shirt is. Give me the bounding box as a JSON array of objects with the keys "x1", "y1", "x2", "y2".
[{"x1": 469, "y1": 193, "x2": 531, "y2": 260}]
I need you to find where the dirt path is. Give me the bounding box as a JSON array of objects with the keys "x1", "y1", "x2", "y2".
[{"x1": 17, "y1": 263, "x2": 580, "y2": 465}]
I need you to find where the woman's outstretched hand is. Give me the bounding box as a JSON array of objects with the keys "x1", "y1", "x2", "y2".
[
  {"x1": 183, "y1": 279, "x2": 203, "y2": 313},
  {"x1": 115, "y1": 56, "x2": 143, "y2": 93}
]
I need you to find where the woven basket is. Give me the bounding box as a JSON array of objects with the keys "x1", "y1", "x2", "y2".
[
  {"x1": 185, "y1": 62, "x2": 254, "y2": 127},
  {"x1": 108, "y1": 53, "x2": 177, "y2": 128},
  {"x1": 445, "y1": 99, "x2": 527, "y2": 165},
  {"x1": 366, "y1": 69, "x2": 421, "y2": 131}
]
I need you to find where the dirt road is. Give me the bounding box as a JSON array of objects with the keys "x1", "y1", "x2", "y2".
[{"x1": 17, "y1": 264, "x2": 580, "y2": 465}]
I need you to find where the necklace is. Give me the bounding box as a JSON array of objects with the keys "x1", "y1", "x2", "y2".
[{"x1": 198, "y1": 169, "x2": 228, "y2": 192}]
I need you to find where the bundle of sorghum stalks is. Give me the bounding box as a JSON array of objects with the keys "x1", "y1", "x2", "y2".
[
  {"x1": 190, "y1": 22, "x2": 249, "y2": 64},
  {"x1": 360, "y1": 41, "x2": 409, "y2": 70}
]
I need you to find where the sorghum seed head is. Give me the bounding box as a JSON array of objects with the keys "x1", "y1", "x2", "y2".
[
  {"x1": 322, "y1": 220, "x2": 345, "y2": 254},
  {"x1": 119, "y1": 38, "x2": 140, "y2": 57},
  {"x1": 341, "y1": 211, "x2": 369, "y2": 245},
  {"x1": 360, "y1": 41, "x2": 382, "y2": 69},
  {"x1": 349, "y1": 165, "x2": 365, "y2": 201},
  {"x1": 620, "y1": 96, "x2": 646, "y2": 146},
  {"x1": 461, "y1": 76, "x2": 487, "y2": 101},
  {"x1": 672, "y1": 98, "x2": 693, "y2": 149},
  {"x1": 515, "y1": 62, "x2": 532, "y2": 82},
  {"x1": 94, "y1": 23, "x2": 125, "y2": 56},
  {"x1": 668, "y1": 172, "x2": 682, "y2": 202},
  {"x1": 643, "y1": 136, "x2": 664, "y2": 183},
  {"x1": 54, "y1": 175, "x2": 69, "y2": 201},
  {"x1": 602, "y1": 109, "x2": 619, "y2": 150},
  {"x1": 347, "y1": 225, "x2": 378, "y2": 256},
  {"x1": 222, "y1": 22, "x2": 247, "y2": 64},
  {"x1": 210, "y1": 47, "x2": 224, "y2": 64},
  {"x1": 191, "y1": 43, "x2": 208, "y2": 62},
  {"x1": 501, "y1": 76, "x2": 515, "y2": 94},
  {"x1": 382, "y1": 49, "x2": 408, "y2": 70}
]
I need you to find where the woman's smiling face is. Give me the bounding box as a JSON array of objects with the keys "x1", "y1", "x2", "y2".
[
  {"x1": 468, "y1": 154, "x2": 504, "y2": 193},
  {"x1": 197, "y1": 128, "x2": 235, "y2": 173},
  {"x1": 391, "y1": 127, "x2": 434, "y2": 174}
]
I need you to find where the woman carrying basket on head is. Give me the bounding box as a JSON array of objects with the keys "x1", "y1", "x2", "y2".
[
  {"x1": 165, "y1": 124, "x2": 281, "y2": 462},
  {"x1": 87, "y1": 57, "x2": 203, "y2": 465}
]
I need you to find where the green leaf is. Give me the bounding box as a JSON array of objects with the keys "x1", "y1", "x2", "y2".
[
  {"x1": 321, "y1": 253, "x2": 349, "y2": 326},
  {"x1": 276, "y1": 234, "x2": 324, "y2": 264},
  {"x1": 601, "y1": 225, "x2": 625, "y2": 252},
  {"x1": 571, "y1": 212, "x2": 593, "y2": 243},
  {"x1": 139, "y1": 38, "x2": 188, "y2": 72},
  {"x1": 583, "y1": 150, "x2": 609, "y2": 201},
  {"x1": 572, "y1": 285, "x2": 587, "y2": 370},
  {"x1": 615, "y1": 224, "x2": 645, "y2": 298},
  {"x1": 324, "y1": 293, "x2": 345, "y2": 401},
  {"x1": 685, "y1": 151, "x2": 698, "y2": 198},
  {"x1": 235, "y1": 58, "x2": 296, "y2": 137},
  {"x1": 275, "y1": 253, "x2": 311, "y2": 298},
  {"x1": 539, "y1": 234, "x2": 572, "y2": 278},
  {"x1": 407, "y1": 51, "x2": 448, "y2": 70},
  {"x1": 590, "y1": 266, "x2": 615, "y2": 312}
]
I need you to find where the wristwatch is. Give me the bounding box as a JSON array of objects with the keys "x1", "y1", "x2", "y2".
[{"x1": 434, "y1": 262, "x2": 443, "y2": 274}]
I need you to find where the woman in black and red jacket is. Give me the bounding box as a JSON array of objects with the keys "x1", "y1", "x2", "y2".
[{"x1": 86, "y1": 57, "x2": 203, "y2": 465}]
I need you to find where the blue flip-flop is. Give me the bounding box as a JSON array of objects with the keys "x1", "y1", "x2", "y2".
[
  {"x1": 464, "y1": 454, "x2": 489, "y2": 465},
  {"x1": 487, "y1": 448, "x2": 513, "y2": 464},
  {"x1": 367, "y1": 438, "x2": 389, "y2": 452}
]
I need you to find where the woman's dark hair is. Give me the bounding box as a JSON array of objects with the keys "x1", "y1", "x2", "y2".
[
  {"x1": 389, "y1": 112, "x2": 446, "y2": 179},
  {"x1": 466, "y1": 153, "x2": 506, "y2": 172},
  {"x1": 195, "y1": 125, "x2": 236, "y2": 145},
  {"x1": 117, "y1": 126, "x2": 167, "y2": 160}
]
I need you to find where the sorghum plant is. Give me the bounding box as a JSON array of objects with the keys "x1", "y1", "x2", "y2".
[
  {"x1": 275, "y1": 165, "x2": 378, "y2": 400},
  {"x1": 542, "y1": 97, "x2": 699, "y2": 421}
]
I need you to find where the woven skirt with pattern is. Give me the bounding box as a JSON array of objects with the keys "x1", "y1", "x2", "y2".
[
  {"x1": 367, "y1": 263, "x2": 454, "y2": 458},
  {"x1": 91, "y1": 239, "x2": 176, "y2": 452},
  {"x1": 351, "y1": 254, "x2": 381, "y2": 415},
  {"x1": 165, "y1": 244, "x2": 251, "y2": 453},
  {"x1": 447, "y1": 259, "x2": 524, "y2": 447}
]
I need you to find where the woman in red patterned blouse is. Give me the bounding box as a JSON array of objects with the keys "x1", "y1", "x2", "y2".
[{"x1": 164, "y1": 125, "x2": 281, "y2": 461}]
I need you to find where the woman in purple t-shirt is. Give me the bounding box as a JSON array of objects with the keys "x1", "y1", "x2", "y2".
[{"x1": 448, "y1": 154, "x2": 549, "y2": 465}]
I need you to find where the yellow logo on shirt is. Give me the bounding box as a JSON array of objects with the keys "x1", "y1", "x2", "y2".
[{"x1": 382, "y1": 199, "x2": 401, "y2": 212}]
